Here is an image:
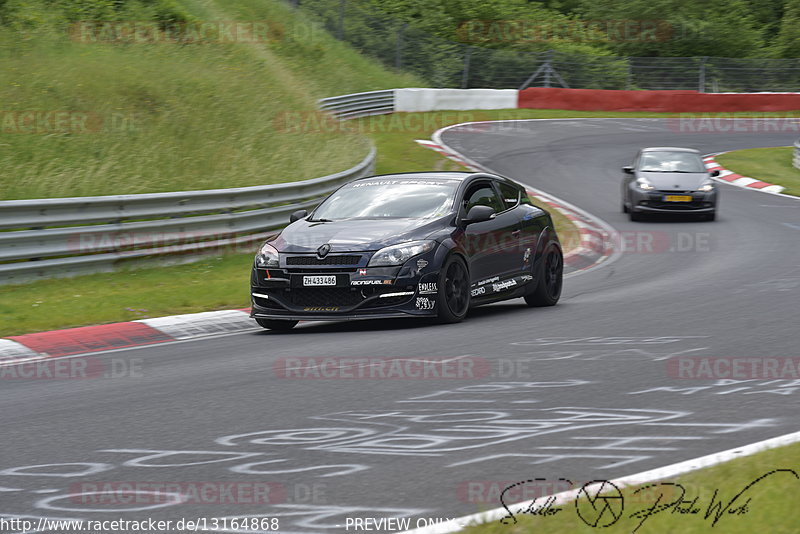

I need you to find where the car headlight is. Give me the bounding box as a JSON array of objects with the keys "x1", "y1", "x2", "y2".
[
  {"x1": 255, "y1": 243, "x2": 279, "y2": 268},
  {"x1": 368, "y1": 240, "x2": 436, "y2": 267},
  {"x1": 698, "y1": 182, "x2": 714, "y2": 192},
  {"x1": 637, "y1": 180, "x2": 655, "y2": 191}
]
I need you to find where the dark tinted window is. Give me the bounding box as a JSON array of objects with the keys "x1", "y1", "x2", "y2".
[
  {"x1": 497, "y1": 182, "x2": 519, "y2": 210},
  {"x1": 312, "y1": 177, "x2": 459, "y2": 220},
  {"x1": 464, "y1": 183, "x2": 503, "y2": 213}
]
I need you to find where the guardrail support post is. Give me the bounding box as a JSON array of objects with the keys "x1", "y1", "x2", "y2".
[
  {"x1": 337, "y1": 0, "x2": 346, "y2": 40},
  {"x1": 461, "y1": 47, "x2": 472, "y2": 89},
  {"x1": 395, "y1": 23, "x2": 407, "y2": 70},
  {"x1": 698, "y1": 56, "x2": 708, "y2": 93},
  {"x1": 793, "y1": 139, "x2": 800, "y2": 170}
]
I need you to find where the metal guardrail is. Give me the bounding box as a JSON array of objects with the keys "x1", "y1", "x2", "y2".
[
  {"x1": 0, "y1": 146, "x2": 376, "y2": 285},
  {"x1": 794, "y1": 139, "x2": 800, "y2": 171},
  {"x1": 318, "y1": 90, "x2": 395, "y2": 119}
]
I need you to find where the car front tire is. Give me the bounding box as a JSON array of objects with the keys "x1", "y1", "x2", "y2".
[{"x1": 435, "y1": 255, "x2": 470, "y2": 324}]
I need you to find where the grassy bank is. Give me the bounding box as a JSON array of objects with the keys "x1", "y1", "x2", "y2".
[
  {"x1": 716, "y1": 147, "x2": 800, "y2": 196},
  {"x1": 462, "y1": 441, "x2": 800, "y2": 534},
  {"x1": 0, "y1": 254, "x2": 254, "y2": 336},
  {"x1": 0, "y1": 0, "x2": 420, "y2": 200}
]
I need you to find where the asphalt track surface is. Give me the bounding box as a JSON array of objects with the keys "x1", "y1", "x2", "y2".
[{"x1": 1, "y1": 118, "x2": 799, "y2": 532}]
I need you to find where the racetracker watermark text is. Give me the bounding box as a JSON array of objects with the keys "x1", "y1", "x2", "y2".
[
  {"x1": 668, "y1": 357, "x2": 800, "y2": 379},
  {"x1": 668, "y1": 114, "x2": 800, "y2": 134},
  {"x1": 0, "y1": 111, "x2": 133, "y2": 134},
  {"x1": 69, "y1": 20, "x2": 321, "y2": 44},
  {"x1": 455, "y1": 19, "x2": 672, "y2": 43},
  {"x1": 0, "y1": 357, "x2": 142, "y2": 380}
]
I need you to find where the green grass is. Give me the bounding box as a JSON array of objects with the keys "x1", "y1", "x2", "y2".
[
  {"x1": 716, "y1": 147, "x2": 800, "y2": 196},
  {"x1": 0, "y1": 0, "x2": 421, "y2": 200},
  {"x1": 0, "y1": 254, "x2": 255, "y2": 336},
  {"x1": 462, "y1": 441, "x2": 800, "y2": 534}
]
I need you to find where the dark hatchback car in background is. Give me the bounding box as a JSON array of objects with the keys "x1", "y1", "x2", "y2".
[
  {"x1": 622, "y1": 147, "x2": 720, "y2": 221},
  {"x1": 250, "y1": 172, "x2": 563, "y2": 330}
]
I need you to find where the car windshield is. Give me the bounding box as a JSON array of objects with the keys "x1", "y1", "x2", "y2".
[
  {"x1": 310, "y1": 177, "x2": 459, "y2": 220},
  {"x1": 639, "y1": 151, "x2": 706, "y2": 173}
]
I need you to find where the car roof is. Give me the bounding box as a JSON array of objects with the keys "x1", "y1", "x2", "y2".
[
  {"x1": 352, "y1": 171, "x2": 516, "y2": 184},
  {"x1": 353, "y1": 171, "x2": 473, "y2": 182},
  {"x1": 640, "y1": 147, "x2": 701, "y2": 153}
]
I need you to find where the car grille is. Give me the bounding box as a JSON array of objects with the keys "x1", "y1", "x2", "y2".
[
  {"x1": 284, "y1": 268, "x2": 360, "y2": 273},
  {"x1": 259, "y1": 286, "x2": 413, "y2": 309},
  {"x1": 642, "y1": 200, "x2": 711, "y2": 210},
  {"x1": 285, "y1": 287, "x2": 364, "y2": 307},
  {"x1": 285, "y1": 255, "x2": 361, "y2": 266}
]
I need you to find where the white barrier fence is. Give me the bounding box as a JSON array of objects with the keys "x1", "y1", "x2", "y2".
[
  {"x1": 394, "y1": 88, "x2": 518, "y2": 112},
  {"x1": 319, "y1": 88, "x2": 521, "y2": 117}
]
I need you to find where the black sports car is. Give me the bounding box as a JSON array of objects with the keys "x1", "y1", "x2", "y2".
[{"x1": 250, "y1": 171, "x2": 563, "y2": 330}]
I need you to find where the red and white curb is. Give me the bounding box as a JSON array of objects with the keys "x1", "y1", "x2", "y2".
[
  {"x1": 416, "y1": 140, "x2": 477, "y2": 170},
  {"x1": 704, "y1": 153, "x2": 786, "y2": 194},
  {"x1": 0, "y1": 310, "x2": 256, "y2": 362},
  {"x1": 400, "y1": 428, "x2": 800, "y2": 534},
  {"x1": 418, "y1": 131, "x2": 619, "y2": 275}
]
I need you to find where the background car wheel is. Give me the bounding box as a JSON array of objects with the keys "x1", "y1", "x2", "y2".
[
  {"x1": 525, "y1": 242, "x2": 563, "y2": 307},
  {"x1": 706, "y1": 211, "x2": 716, "y2": 221},
  {"x1": 629, "y1": 210, "x2": 644, "y2": 222},
  {"x1": 256, "y1": 318, "x2": 298, "y2": 331},
  {"x1": 622, "y1": 201, "x2": 629, "y2": 213},
  {"x1": 435, "y1": 255, "x2": 470, "y2": 324}
]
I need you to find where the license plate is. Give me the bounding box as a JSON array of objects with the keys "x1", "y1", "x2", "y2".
[
  {"x1": 303, "y1": 275, "x2": 337, "y2": 286},
  {"x1": 664, "y1": 195, "x2": 692, "y2": 202}
]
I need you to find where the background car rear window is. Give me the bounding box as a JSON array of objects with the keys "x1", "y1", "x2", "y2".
[
  {"x1": 312, "y1": 178, "x2": 459, "y2": 220},
  {"x1": 464, "y1": 184, "x2": 503, "y2": 213}
]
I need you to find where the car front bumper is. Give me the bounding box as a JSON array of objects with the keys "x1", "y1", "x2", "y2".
[
  {"x1": 629, "y1": 186, "x2": 718, "y2": 213},
  {"x1": 249, "y1": 254, "x2": 441, "y2": 321}
]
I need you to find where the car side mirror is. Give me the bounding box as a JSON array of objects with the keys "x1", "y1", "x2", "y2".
[
  {"x1": 462, "y1": 205, "x2": 496, "y2": 225},
  {"x1": 710, "y1": 170, "x2": 720, "y2": 177},
  {"x1": 289, "y1": 209, "x2": 308, "y2": 223},
  {"x1": 622, "y1": 166, "x2": 634, "y2": 174}
]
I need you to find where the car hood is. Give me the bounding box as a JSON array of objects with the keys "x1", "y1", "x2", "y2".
[
  {"x1": 272, "y1": 218, "x2": 445, "y2": 253},
  {"x1": 636, "y1": 171, "x2": 710, "y2": 191}
]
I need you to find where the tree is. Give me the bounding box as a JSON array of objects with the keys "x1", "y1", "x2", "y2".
[
  {"x1": 772, "y1": 0, "x2": 800, "y2": 57},
  {"x1": 576, "y1": 0, "x2": 765, "y2": 57}
]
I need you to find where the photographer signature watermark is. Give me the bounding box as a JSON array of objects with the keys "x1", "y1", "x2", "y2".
[{"x1": 499, "y1": 469, "x2": 799, "y2": 531}]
